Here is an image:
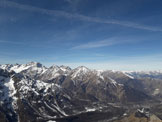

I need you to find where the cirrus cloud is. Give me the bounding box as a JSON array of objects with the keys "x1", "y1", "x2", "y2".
[{"x1": 0, "y1": 0, "x2": 162, "y2": 32}]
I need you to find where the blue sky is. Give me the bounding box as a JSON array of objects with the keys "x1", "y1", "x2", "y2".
[{"x1": 0, "y1": 0, "x2": 162, "y2": 70}]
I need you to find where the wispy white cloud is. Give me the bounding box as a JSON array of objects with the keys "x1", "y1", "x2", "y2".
[
  {"x1": 1, "y1": 0, "x2": 162, "y2": 32},
  {"x1": 71, "y1": 38, "x2": 118, "y2": 49},
  {"x1": 71, "y1": 36, "x2": 143, "y2": 49}
]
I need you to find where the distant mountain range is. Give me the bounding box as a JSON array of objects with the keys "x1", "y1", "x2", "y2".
[{"x1": 0, "y1": 62, "x2": 162, "y2": 122}]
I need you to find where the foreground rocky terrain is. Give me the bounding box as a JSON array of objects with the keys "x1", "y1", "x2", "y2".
[{"x1": 0, "y1": 62, "x2": 162, "y2": 122}]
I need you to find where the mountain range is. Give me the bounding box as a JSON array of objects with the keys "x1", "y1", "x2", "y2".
[{"x1": 0, "y1": 62, "x2": 162, "y2": 122}]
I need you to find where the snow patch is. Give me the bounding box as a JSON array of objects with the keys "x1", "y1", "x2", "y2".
[
  {"x1": 72, "y1": 66, "x2": 90, "y2": 78},
  {"x1": 123, "y1": 72, "x2": 134, "y2": 79},
  {"x1": 153, "y1": 88, "x2": 160, "y2": 95},
  {"x1": 108, "y1": 77, "x2": 117, "y2": 86},
  {"x1": 85, "y1": 107, "x2": 96, "y2": 112},
  {"x1": 4, "y1": 78, "x2": 17, "y2": 99},
  {"x1": 97, "y1": 70, "x2": 104, "y2": 80}
]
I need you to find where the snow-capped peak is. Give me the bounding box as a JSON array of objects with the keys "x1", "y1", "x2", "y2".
[
  {"x1": 75, "y1": 66, "x2": 90, "y2": 71},
  {"x1": 49, "y1": 65, "x2": 60, "y2": 70},
  {"x1": 0, "y1": 64, "x2": 14, "y2": 71},
  {"x1": 25, "y1": 62, "x2": 43, "y2": 67},
  {"x1": 0, "y1": 62, "x2": 47, "y2": 76},
  {"x1": 71, "y1": 66, "x2": 91, "y2": 78},
  {"x1": 59, "y1": 65, "x2": 71, "y2": 72}
]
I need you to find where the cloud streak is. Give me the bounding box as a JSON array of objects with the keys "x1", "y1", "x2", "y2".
[
  {"x1": 71, "y1": 38, "x2": 119, "y2": 49},
  {"x1": 1, "y1": 0, "x2": 162, "y2": 32},
  {"x1": 71, "y1": 37, "x2": 142, "y2": 49}
]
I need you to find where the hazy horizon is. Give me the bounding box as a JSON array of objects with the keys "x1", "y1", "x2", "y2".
[{"x1": 1, "y1": 61, "x2": 162, "y2": 72}]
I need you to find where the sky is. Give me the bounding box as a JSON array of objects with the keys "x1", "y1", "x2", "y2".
[{"x1": 0, "y1": 0, "x2": 162, "y2": 71}]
